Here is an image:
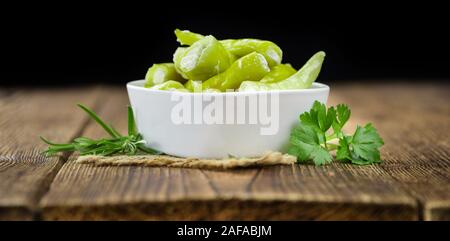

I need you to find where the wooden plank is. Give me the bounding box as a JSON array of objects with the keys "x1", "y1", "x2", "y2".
[
  {"x1": 41, "y1": 85, "x2": 420, "y2": 220},
  {"x1": 40, "y1": 83, "x2": 450, "y2": 220},
  {"x1": 0, "y1": 87, "x2": 100, "y2": 220},
  {"x1": 200, "y1": 163, "x2": 417, "y2": 220},
  {"x1": 246, "y1": 165, "x2": 415, "y2": 220},
  {"x1": 40, "y1": 88, "x2": 220, "y2": 220},
  {"x1": 198, "y1": 83, "x2": 447, "y2": 220},
  {"x1": 330, "y1": 82, "x2": 450, "y2": 220}
]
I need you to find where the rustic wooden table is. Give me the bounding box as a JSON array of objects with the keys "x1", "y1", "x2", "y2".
[{"x1": 0, "y1": 82, "x2": 449, "y2": 221}]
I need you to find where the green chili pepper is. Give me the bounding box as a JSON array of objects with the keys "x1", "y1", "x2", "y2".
[
  {"x1": 173, "y1": 47, "x2": 187, "y2": 75},
  {"x1": 175, "y1": 29, "x2": 204, "y2": 46},
  {"x1": 174, "y1": 29, "x2": 236, "y2": 63},
  {"x1": 220, "y1": 39, "x2": 282, "y2": 67},
  {"x1": 203, "y1": 52, "x2": 270, "y2": 91},
  {"x1": 173, "y1": 35, "x2": 232, "y2": 81},
  {"x1": 144, "y1": 63, "x2": 185, "y2": 88},
  {"x1": 150, "y1": 80, "x2": 189, "y2": 92},
  {"x1": 184, "y1": 80, "x2": 203, "y2": 92},
  {"x1": 260, "y1": 64, "x2": 297, "y2": 83},
  {"x1": 174, "y1": 29, "x2": 283, "y2": 67},
  {"x1": 239, "y1": 51, "x2": 326, "y2": 92},
  {"x1": 203, "y1": 88, "x2": 221, "y2": 93},
  {"x1": 185, "y1": 80, "x2": 226, "y2": 93}
]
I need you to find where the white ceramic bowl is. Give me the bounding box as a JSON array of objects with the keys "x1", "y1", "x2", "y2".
[{"x1": 127, "y1": 80, "x2": 329, "y2": 158}]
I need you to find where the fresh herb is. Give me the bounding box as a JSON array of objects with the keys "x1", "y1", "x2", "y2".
[
  {"x1": 41, "y1": 104, "x2": 160, "y2": 156},
  {"x1": 288, "y1": 101, "x2": 384, "y2": 165}
]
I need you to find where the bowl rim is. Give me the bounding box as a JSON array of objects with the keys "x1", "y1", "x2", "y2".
[{"x1": 127, "y1": 79, "x2": 329, "y2": 95}]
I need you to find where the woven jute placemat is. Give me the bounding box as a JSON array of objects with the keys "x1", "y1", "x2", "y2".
[{"x1": 75, "y1": 151, "x2": 296, "y2": 170}]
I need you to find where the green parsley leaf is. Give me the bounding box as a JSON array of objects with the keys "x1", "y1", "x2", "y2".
[
  {"x1": 351, "y1": 123, "x2": 383, "y2": 163},
  {"x1": 335, "y1": 137, "x2": 350, "y2": 161},
  {"x1": 336, "y1": 124, "x2": 384, "y2": 165},
  {"x1": 300, "y1": 101, "x2": 335, "y2": 134},
  {"x1": 288, "y1": 123, "x2": 332, "y2": 165},
  {"x1": 289, "y1": 101, "x2": 384, "y2": 166},
  {"x1": 332, "y1": 104, "x2": 351, "y2": 133}
]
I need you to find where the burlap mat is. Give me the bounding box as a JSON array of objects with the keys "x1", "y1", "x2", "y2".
[{"x1": 75, "y1": 151, "x2": 296, "y2": 170}]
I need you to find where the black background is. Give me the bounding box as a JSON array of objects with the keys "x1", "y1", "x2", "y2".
[
  {"x1": 1, "y1": 2, "x2": 449, "y2": 86},
  {"x1": 0, "y1": 221, "x2": 444, "y2": 240}
]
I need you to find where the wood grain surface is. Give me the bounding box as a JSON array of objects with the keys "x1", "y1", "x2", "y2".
[
  {"x1": 332, "y1": 83, "x2": 450, "y2": 220},
  {"x1": 1, "y1": 82, "x2": 449, "y2": 220},
  {"x1": 0, "y1": 87, "x2": 101, "y2": 220}
]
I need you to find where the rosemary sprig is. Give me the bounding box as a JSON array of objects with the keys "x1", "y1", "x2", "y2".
[{"x1": 41, "y1": 104, "x2": 161, "y2": 156}]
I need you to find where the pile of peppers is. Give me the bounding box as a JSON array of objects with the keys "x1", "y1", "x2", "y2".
[{"x1": 144, "y1": 29, "x2": 326, "y2": 92}]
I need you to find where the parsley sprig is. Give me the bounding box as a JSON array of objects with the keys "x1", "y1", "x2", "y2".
[
  {"x1": 40, "y1": 104, "x2": 160, "y2": 156},
  {"x1": 288, "y1": 101, "x2": 384, "y2": 165}
]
